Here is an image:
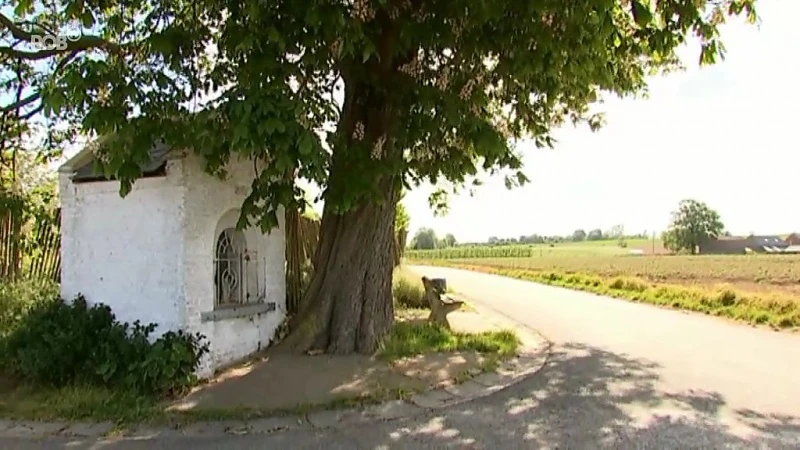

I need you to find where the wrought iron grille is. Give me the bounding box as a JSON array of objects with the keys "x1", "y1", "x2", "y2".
[{"x1": 214, "y1": 228, "x2": 265, "y2": 307}]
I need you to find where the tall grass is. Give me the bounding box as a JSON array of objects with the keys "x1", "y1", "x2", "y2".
[
  {"x1": 0, "y1": 279, "x2": 59, "y2": 337},
  {"x1": 392, "y1": 270, "x2": 426, "y2": 309}
]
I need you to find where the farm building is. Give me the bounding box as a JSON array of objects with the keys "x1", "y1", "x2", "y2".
[
  {"x1": 58, "y1": 142, "x2": 287, "y2": 379},
  {"x1": 786, "y1": 233, "x2": 800, "y2": 246},
  {"x1": 699, "y1": 235, "x2": 789, "y2": 255}
]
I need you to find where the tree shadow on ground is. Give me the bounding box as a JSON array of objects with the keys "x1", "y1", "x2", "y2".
[{"x1": 364, "y1": 342, "x2": 800, "y2": 448}]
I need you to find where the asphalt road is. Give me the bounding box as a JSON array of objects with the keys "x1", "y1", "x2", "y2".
[{"x1": 4, "y1": 265, "x2": 800, "y2": 449}]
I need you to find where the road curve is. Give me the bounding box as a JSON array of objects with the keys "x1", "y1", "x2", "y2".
[{"x1": 409, "y1": 265, "x2": 800, "y2": 443}]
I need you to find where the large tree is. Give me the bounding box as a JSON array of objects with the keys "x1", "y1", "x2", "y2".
[
  {"x1": 662, "y1": 199, "x2": 725, "y2": 254},
  {"x1": 1, "y1": 0, "x2": 756, "y2": 354},
  {"x1": 410, "y1": 227, "x2": 437, "y2": 250},
  {"x1": 587, "y1": 229, "x2": 604, "y2": 241}
]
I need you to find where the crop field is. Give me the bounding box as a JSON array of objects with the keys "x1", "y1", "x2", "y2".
[
  {"x1": 407, "y1": 241, "x2": 800, "y2": 297},
  {"x1": 405, "y1": 238, "x2": 665, "y2": 260},
  {"x1": 407, "y1": 242, "x2": 800, "y2": 329}
]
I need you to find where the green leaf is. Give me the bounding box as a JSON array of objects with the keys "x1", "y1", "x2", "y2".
[
  {"x1": 631, "y1": 1, "x2": 653, "y2": 28},
  {"x1": 299, "y1": 134, "x2": 312, "y2": 154},
  {"x1": 14, "y1": 0, "x2": 33, "y2": 15},
  {"x1": 81, "y1": 11, "x2": 96, "y2": 28},
  {"x1": 362, "y1": 40, "x2": 376, "y2": 63}
]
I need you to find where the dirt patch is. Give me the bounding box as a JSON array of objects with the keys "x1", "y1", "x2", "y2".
[
  {"x1": 172, "y1": 309, "x2": 511, "y2": 413},
  {"x1": 170, "y1": 353, "x2": 426, "y2": 412},
  {"x1": 390, "y1": 351, "x2": 486, "y2": 387}
]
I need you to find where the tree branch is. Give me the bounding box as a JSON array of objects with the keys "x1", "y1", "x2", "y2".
[
  {"x1": 0, "y1": 12, "x2": 121, "y2": 60},
  {"x1": 0, "y1": 50, "x2": 79, "y2": 113},
  {"x1": 20, "y1": 103, "x2": 44, "y2": 120},
  {"x1": 0, "y1": 92, "x2": 38, "y2": 113}
]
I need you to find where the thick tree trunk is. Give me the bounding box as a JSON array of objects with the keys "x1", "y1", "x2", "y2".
[
  {"x1": 276, "y1": 71, "x2": 402, "y2": 354},
  {"x1": 277, "y1": 178, "x2": 399, "y2": 354}
]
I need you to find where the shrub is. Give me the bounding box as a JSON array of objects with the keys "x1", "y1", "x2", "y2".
[
  {"x1": 609, "y1": 278, "x2": 625, "y2": 290},
  {"x1": 393, "y1": 273, "x2": 426, "y2": 309},
  {"x1": 716, "y1": 289, "x2": 738, "y2": 307},
  {"x1": 0, "y1": 279, "x2": 59, "y2": 337},
  {"x1": 1, "y1": 295, "x2": 208, "y2": 397}
]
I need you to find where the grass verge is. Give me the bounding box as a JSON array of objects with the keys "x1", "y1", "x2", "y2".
[
  {"x1": 411, "y1": 259, "x2": 800, "y2": 330},
  {"x1": 0, "y1": 381, "x2": 414, "y2": 429},
  {"x1": 378, "y1": 320, "x2": 519, "y2": 361}
]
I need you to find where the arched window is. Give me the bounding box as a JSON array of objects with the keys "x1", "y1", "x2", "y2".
[{"x1": 214, "y1": 228, "x2": 247, "y2": 306}]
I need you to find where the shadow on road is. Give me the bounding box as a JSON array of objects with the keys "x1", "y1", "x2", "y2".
[
  {"x1": 17, "y1": 343, "x2": 800, "y2": 449},
  {"x1": 365, "y1": 342, "x2": 800, "y2": 448}
]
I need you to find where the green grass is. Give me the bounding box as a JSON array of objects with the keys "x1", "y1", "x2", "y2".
[
  {"x1": 412, "y1": 259, "x2": 800, "y2": 330},
  {"x1": 0, "y1": 384, "x2": 163, "y2": 424},
  {"x1": 0, "y1": 381, "x2": 415, "y2": 428},
  {"x1": 378, "y1": 321, "x2": 519, "y2": 361}
]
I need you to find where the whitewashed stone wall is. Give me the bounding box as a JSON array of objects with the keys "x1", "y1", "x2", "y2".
[
  {"x1": 180, "y1": 153, "x2": 286, "y2": 378},
  {"x1": 59, "y1": 152, "x2": 286, "y2": 380},
  {"x1": 59, "y1": 161, "x2": 185, "y2": 336}
]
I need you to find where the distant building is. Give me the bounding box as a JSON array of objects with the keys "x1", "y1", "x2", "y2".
[
  {"x1": 785, "y1": 233, "x2": 800, "y2": 246},
  {"x1": 747, "y1": 236, "x2": 790, "y2": 253},
  {"x1": 699, "y1": 235, "x2": 789, "y2": 255}
]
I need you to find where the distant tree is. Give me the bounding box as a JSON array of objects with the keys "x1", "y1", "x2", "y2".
[
  {"x1": 411, "y1": 228, "x2": 438, "y2": 250},
  {"x1": 662, "y1": 199, "x2": 725, "y2": 254},
  {"x1": 587, "y1": 229, "x2": 604, "y2": 241},
  {"x1": 487, "y1": 236, "x2": 499, "y2": 245},
  {"x1": 607, "y1": 224, "x2": 625, "y2": 239},
  {"x1": 443, "y1": 233, "x2": 457, "y2": 247},
  {"x1": 572, "y1": 229, "x2": 587, "y2": 241}
]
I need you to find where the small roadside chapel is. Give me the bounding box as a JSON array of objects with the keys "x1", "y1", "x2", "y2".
[{"x1": 58, "y1": 142, "x2": 287, "y2": 378}]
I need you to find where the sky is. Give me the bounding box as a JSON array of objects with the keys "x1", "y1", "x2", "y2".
[
  {"x1": 395, "y1": 0, "x2": 800, "y2": 243},
  {"x1": 13, "y1": 1, "x2": 798, "y2": 241}
]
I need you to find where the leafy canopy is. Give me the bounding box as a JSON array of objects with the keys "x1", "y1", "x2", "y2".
[
  {"x1": 1, "y1": 0, "x2": 757, "y2": 230},
  {"x1": 662, "y1": 199, "x2": 725, "y2": 254}
]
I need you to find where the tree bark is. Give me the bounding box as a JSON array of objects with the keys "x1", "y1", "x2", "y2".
[
  {"x1": 276, "y1": 66, "x2": 401, "y2": 354},
  {"x1": 276, "y1": 177, "x2": 399, "y2": 354}
]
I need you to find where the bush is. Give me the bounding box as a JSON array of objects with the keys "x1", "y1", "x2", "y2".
[
  {"x1": 393, "y1": 274, "x2": 427, "y2": 309},
  {"x1": 1, "y1": 295, "x2": 208, "y2": 397},
  {"x1": 0, "y1": 279, "x2": 59, "y2": 337}
]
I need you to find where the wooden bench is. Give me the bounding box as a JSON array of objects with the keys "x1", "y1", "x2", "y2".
[{"x1": 421, "y1": 276, "x2": 464, "y2": 329}]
